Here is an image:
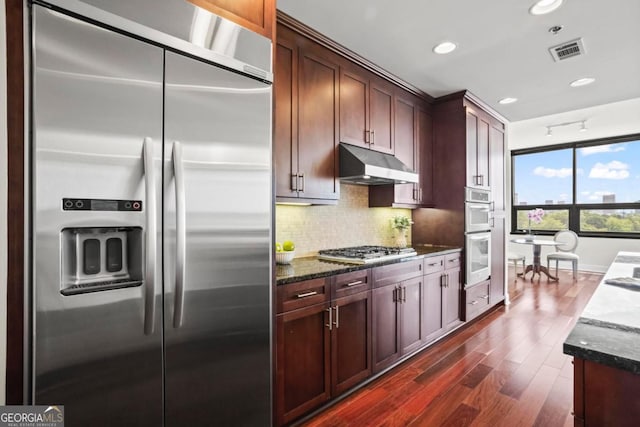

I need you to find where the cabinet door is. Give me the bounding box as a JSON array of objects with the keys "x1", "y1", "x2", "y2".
[
  {"x1": 490, "y1": 126, "x2": 505, "y2": 212},
  {"x1": 339, "y1": 69, "x2": 369, "y2": 148},
  {"x1": 423, "y1": 272, "x2": 444, "y2": 343},
  {"x1": 417, "y1": 107, "x2": 433, "y2": 205},
  {"x1": 188, "y1": 0, "x2": 274, "y2": 40},
  {"x1": 393, "y1": 95, "x2": 417, "y2": 204},
  {"x1": 476, "y1": 118, "x2": 490, "y2": 188},
  {"x1": 369, "y1": 78, "x2": 394, "y2": 154},
  {"x1": 276, "y1": 302, "x2": 331, "y2": 426},
  {"x1": 400, "y1": 276, "x2": 423, "y2": 355},
  {"x1": 372, "y1": 285, "x2": 400, "y2": 373},
  {"x1": 297, "y1": 47, "x2": 340, "y2": 200},
  {"x1": 274, "y1": 34, "x2": 298, "y2": 199},
  {"x1": 444, "y1": 267, "x2": 462, "y2": 330},
  {"x1": 466, "y1": 108, "x2": 479, "y2": 188},
  {"x1": 332, "y1": 291, "x2": 372, "y2": 395}
]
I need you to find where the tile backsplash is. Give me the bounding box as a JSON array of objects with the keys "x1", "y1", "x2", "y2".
[{"x1": 275, "y1": 184, "x2": 412, "y2": 257}]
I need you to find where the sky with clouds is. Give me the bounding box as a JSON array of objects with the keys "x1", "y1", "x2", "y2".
[{"x1": 514, "y1": 140, "x2": 640, "y2": 205}]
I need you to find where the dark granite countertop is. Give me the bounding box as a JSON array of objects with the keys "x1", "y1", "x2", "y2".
[
  {"x1": 275, "y1": 244, "x2": 461, "y2": 285},
  {"x1": 563, "y1": 251, "x2": 640, "y2": 374}
]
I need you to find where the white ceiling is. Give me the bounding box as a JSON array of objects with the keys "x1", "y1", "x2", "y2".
[{"x1": 277, "y1": 0, "x2": 640, "y2": 122}]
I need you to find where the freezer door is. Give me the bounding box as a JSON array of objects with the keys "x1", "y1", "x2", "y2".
[
  {"x1": 31, "y1": 6, "x2": 163, "y2": 425},
  {"x1": 164, "y1": 51, "x2": 272, "y2": 425}
]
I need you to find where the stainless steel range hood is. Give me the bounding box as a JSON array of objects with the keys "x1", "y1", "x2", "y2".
[{"x1": 339, "y1": 143, "x2": 419, "y2": 185}]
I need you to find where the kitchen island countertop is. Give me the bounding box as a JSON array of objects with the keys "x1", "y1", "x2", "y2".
[
  {"x1": 563, "y1": 251, "x2": 640, "y2": 374},
  {"x1": 276, "y1": 244, "x2": 461, "y2": 285}
]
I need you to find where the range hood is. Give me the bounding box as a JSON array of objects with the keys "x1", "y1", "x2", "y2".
[{"x1": 339, "y1": 143, "x2": 419, "y2": 185}]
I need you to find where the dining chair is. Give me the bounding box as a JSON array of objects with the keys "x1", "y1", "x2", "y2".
[
  {"x1": 546, "y1": 230, "x2": 579, "y2": 279},
  {"x1": 507, "y1": 253, "x2": 525, "y2": 280}
]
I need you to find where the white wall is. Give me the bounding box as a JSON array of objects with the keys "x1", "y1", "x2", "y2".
[
  {"x1": 507, "y1": 98, "x2": 640, "y2": 272},
  {"x1": 1, "y1": 0, "x2": 9, "y2": 405}
]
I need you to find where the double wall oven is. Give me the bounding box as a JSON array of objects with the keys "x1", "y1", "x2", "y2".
[{"x1": 465, "y1": 188, "x2": 491, "y2": 286}]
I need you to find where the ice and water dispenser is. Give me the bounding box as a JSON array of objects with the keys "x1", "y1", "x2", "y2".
[{"x1": 60, "y1": 198, "x2": 144, "y2": 295}]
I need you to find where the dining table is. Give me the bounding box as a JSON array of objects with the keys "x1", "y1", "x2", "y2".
[{"x1": 510, "y1": 237, "x2": 562, "y2": 281}]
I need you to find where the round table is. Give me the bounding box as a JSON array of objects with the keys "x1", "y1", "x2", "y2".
[{"x1": 510, "y1": 238, "x2": 561, "y2": 281}]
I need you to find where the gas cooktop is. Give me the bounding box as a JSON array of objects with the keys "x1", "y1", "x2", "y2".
[{"x1": 318, "y1": 245, "x2": 417, "y2": 264}]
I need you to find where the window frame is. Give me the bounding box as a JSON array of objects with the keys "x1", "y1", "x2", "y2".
[{"x1": 511, "y1": 133, "x2": 640, "y2": 239}]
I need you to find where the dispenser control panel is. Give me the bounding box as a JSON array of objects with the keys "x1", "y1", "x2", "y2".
[{"x1": 63, "y1": 198, "x2": 142, "y2": 212}]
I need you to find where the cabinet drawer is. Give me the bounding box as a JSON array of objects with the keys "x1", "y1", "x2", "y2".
[
  {"x1": 444, "y1": 252, "x2": 462, "y2": 270},
  {"x1": 464, "y1": 280, "x2": 490, "y2": 321},
  {"x1": 277, "y1": 277, "x2": 331, "y2": 314},
  {"x1": 423, "y1": 256, "x2": 444, "y2": 275},
  {"x1": 373, "y1": 259, "x2": 423, "y2": 288},
  {"x1": 333, "y1": 269, "x2": 371, "y2": 299}
]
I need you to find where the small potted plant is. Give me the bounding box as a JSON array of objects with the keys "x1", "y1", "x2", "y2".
[{"x1": 391, "y1": 215, "x2": 413, "y2": 248}]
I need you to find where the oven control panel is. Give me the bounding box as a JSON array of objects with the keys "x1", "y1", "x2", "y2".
[{"x1": 63, "y1": 198, "x2": 142, "y2": 212}]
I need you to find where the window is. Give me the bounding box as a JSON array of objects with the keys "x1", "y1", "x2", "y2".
[{"x1": 511, "y1": 134, "x2": 640, "y2": 238}]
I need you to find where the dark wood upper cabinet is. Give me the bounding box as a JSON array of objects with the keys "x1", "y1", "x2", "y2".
[
  {"x1": 369, "y1": 79, "x2": 394, "y2": 154},
  {"x1": 466, "y1": 106, "x2": 491, "y2": 189},
  {"x1": 274, "y1": 35, "x2": 297, "y2": 199},
  {"x1": 339, "y1": 66, "x2": 394, "y2": 154},
  {"x1": 339, "y1": 69, "x2": 369, "y2": 147},
  {"x1": 188, "y1": 0, "x2": 274, "y2": 40},
  {"x1": 369, "y1": 93, "x2": 433, "y2": 208},
  {"x1": 391, "y1": 94, "x2": 417, "y2": 205},
  {"x1": 274, "y1": 25, "x2": 339, "y2": 204}
]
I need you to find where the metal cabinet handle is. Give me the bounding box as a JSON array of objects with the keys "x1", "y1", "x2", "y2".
[
  {"x1": 440, "y1": 274, "x2": 446, "y2": 288},
  {"x1": 413, "y1": 188, "x2": 418, "y2": 201},
  {"x1": 427, "y1": 262, "x2": 439, "y2": 267},
  {"x1": 296, "y1": 291, "x2": 318, "y2": 298},
  {"x1": 448, "y1": 259, "x2": 458, "y2": 263},
  {"x1": 446, "y1": 275, "x2": 450, "y2": 288},
  {"x1": 291, "y1": 173, "x2": 298, "y2": 191},
  {"x1": 490, "y1": 217, "x2": 495, "y2": 228},
  {"x1": 173, "y1": 141, "x2": 186, "y2": 329},
  {"x1": 143, "y1": 137, "x2": 157, "y2": 335},
  {"x1": 299, "y1": 173, "x2": 305, "y2": 192},
  {"x1": 333, "y1": 306, "x2": 339, "y2": 328},
  {"x1": 481, "y1": 294, "x2": 489, "y2": 300},
  {"x1": 419, "y1": 188, "x2": 423, "y2": 202},
  {"x1": 365, "y1": 129, "x2": 370, "y2": 143},
  {"x1": 469, "y1": 300, "x2": 479, "y2": 305},
  {"x1": 326, "y1": 307, "x2": 333, "y2": 330},
  {"x1": 346, "y1": 280, "x2": 364, "y2": 287},
  {"x1": 392, "y1": 286, "x2": 398, "y2": 302},
  {"x1": 371, "y1": 130, "x2": 375, "y2": 145},
  {"x1": 402, "y1": 286, "x2": 407, "y2": 303}
]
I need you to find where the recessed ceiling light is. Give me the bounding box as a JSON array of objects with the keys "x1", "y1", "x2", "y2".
[
  {"x1": 529, "y1": 0, "x2": 564, "y2": 15},
  {"x1": 433, "y1": 41, "x2": 457, "y2": 54},
  {"x1": 570, "y1": 77, "x2": 596, "y2": 87},
  {"x1": 499, "y1": 97, "x2": 518, "y2": 105}
]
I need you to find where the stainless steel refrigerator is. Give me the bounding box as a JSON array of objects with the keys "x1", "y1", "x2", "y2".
[{"x1": 29, "y1": 1, "x2": 272, "y2": 425}]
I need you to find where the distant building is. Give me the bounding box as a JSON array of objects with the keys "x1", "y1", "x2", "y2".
[
  {"x1": 557, "y1": 200, "x2": 567, "y2": 204},
  {"x1": 545, "y1": 199, "x2": 554, "y2": 205},
  {"x1": 603, "y1": 194, "x2": 616, "y2": 203}
]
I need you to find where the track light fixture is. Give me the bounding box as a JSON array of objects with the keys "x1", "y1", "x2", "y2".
[{"x1": 546, "y1": 120, "x2": 587, "y2": 136}]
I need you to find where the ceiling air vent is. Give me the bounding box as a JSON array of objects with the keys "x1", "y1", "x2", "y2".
[{"x1": 549, "y1": 38, "x2": 586, "y2": 62}]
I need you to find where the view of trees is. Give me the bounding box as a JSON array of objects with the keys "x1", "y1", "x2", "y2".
[{"x1": 516, "y1": 209, "x2": 640, "y2": 233}]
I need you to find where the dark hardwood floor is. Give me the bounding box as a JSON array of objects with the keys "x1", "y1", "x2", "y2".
[{"x1": 300, "y1": 269, "x2": 602, "y2": 426}]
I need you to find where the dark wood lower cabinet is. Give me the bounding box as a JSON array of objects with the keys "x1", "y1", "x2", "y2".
[
  {"x1": 423, "y1": 271, "x2": 444, "y2": 343},
  {"x1": 332, "y1": 291, "x2": 372, "y2": 395},
  {"x1": 276, "y1": 302, "x2": 331, "y2": 426},
  {"x1": 276, "y1": 276, "x2": 372, "y2": 426},
  {"x1": 573, "y1": 357, "x2": 640, "y2": 427},
  {"x1": 400, "y1": 276, "x2": 423, "y2": 355},
  {"x1": 443, "y1": 265, "x2": 462, "y2": 330},
  {"x1": 372, "y1": 275, "x2": 425, "y2": 373},
  {"x1": 372, "y1": 284, "x2": 400, "y2": 373}
]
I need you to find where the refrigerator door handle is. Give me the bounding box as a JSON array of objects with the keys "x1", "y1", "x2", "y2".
[
  {"x1": 143, "y1": 137, "x2": 157, "y2": 335},
  {"x1": 172, "y1": 141, "x2": 186, "y2": 328}
]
